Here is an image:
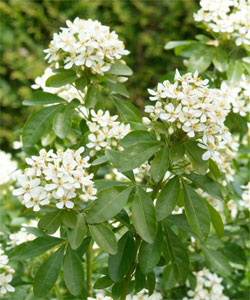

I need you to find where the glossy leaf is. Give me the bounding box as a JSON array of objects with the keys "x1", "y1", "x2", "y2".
[
  {"x1": 227, "y1": 60, "x2": 243, "y2": 84},
  {"x1": 188, "y1": 48, "x2": 212, "y2": 73},
  {"x1": 162, "y1": 264, "x2": 177, "y2": 291},
  {"x1": 108, "y1": 232, "x2": 135, "y2": 282},
  {"x1": 184, "y1": 173, "x2": 223, "y2": 201},
  {"x1": 84, "y1": 85, "x2": 100, "y2": 108},
  {"x1": 68, "y1": 214, "x2": 86, "y2": 250},
  {"x1": 138, "y1": 227, "x2": 163, "y2": 274},
  {"x1": 107, "y1": 61, "x2": 133, "y2": 76},
  {"x1": 111, "y1": 97, "x2": 141, "y2": 123},
  {"x1": 150, "y1": 146, "x2": 169, "y2": 182},
  {"x1": 164, "y1": 225, "x2": 189, "y2": 284},
  {"x1": 86, "y1": 186, "x2": 133, "y2": 224},
  {"x1": 120, "y1": 130, "x2": 157, "y2": 148},
  {"x1": 169, "y1": 141, "x2": 185, "y2": 161},
  {"x1": 184, "y1": 141, "x2": 209, "y2": 175},
  {"x1": 9, "y1": 236, "x2": 63, "y2": 260},
  {"x1": 33, "y1": 245, "x2": 65, "y2": 297},
  {"x1": 89, "y1": 223, "x2": 117, "y2": 255},
  {"x1": 38, "y1": 211, "x2": 62, "y2": 235},
  {"x1": 45, "y1": 70, "x2": 77, "y2": 87},
  {"x1": 156, "y1": 176, "x2": 180, "y2": 221},
  {"x1": 23, "y1": 105, "x2": 63, "y2": 147},
  {"x1": 202, "y1": 246, "x2": 231, "y2": 276},
  {"x1": 23, "y1": 91, "x2": 66, "y2": 106},
  {"x1": 63, "y1": 246, "x2": 84, "y2": 296},
  {"x1": 212, "y1": 48, "x2": 227, "y2": 72},
  {"x1": 93, "y1": 276, "x2": 113, "y2": 289},
  {"x1": 62, "y1": 210, "x2": 77, "y2": 229},
  {"x1": 206, "y1": 201, "x2": 224, "y2": 238},
  {"x1": 132, "y1": 186, "x2": 157, "y2": 243},
  {"x1": 104, "y1": 81, "x2": 129, "y2": 98},
  {"x1": 53, "y1": 105, "x2": 72, "y2": 139},
  {"x1": 135, "y1": 265, "x2": 146, "y2": 293},
  {"x1": 183, "y1": 182, "x2": 210, "y2": 240}
]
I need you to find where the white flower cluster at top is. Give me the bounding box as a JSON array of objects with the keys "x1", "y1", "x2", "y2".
[
  {"x1": 221, "y1": 74, "x2": 250, "y2": 117},
  {"x1": 183, "y1": 268, "x2": 229, "y2": 300},
  {"x1": 44, "y1": 18, "x2": 129, "y2": 74},
  {"x1": 145, "y1": 70, "x2": 232, "y2": 161},
  {"x1": 86, "y1": 109, "x2": 130, "y2": 154},
  {"x1": 32, "y1": 67, "x2": 85, "y2": 103},
  {"x1": 194, "y1": 0, "x2": 250, "y2": 46},
  {"x1": 12, "y1": 148, "x2": 97, "y2": 211},
  {"x1": 6, "y1": 220, "x2": 38, "y2": 250},
  {"x1": 0, "y1": 151, "x2": 18, "y2": 185},
  {"x1": 0, "y1": 245, "x2": 15, "y2": 296}
]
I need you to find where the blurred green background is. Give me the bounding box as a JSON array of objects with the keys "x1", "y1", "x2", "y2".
[{"x1": 0, "y1": 0, "x2": 199, "y2": 152}]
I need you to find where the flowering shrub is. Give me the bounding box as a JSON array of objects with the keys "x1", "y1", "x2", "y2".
[{"x1": 0, "y1": 2, "x2": 249, "y2": 299}]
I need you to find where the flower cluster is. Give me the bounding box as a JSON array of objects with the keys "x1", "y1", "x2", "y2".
[
  {"x1": 44, "y1": 18, "x2": 129, "y2": 74},
  {"x1": 13, "y1": 148, "x2": 97, "y2": 211},
  {"x1": 0, "y1": 245, "x2": 15, "y2": 296},
  {"x1": 7, "y1": 220, "x2": 38, "y2": 250},
  {"x1": 32, "y1": 67, "x2": 85, "y2": 103},
  {"x1": 194, "y1": 0, "x2": 250, "y2": 46},
  {"x1": 221, "y1": 74, "x2": 250, "y2": 117},
  {"x1": 86, "y1": 109, "x2": 130, "y2": 154},
  {"x1": 0, "y1": 151, "x2": 18, "y2": 185},
  {"x1": 146, "y1": 70, "x2": 232, "y2": 161},
  {"x1": 184, "y1": 268, "x2": 229, "y2": 300}
]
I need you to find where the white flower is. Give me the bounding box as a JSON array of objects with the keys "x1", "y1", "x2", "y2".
[
  {"x1": 0, "y1": 274, "x2": 15, "y2": 295},
  {"x1": 44, "y1": 18, "x2": 129, "y2": 75},
  {"x1": 0, "y1": 151, "x2": 17, "y2": 185},
  {"x1": 13, "y1": 175, "x2": 40, "y2": 201}
]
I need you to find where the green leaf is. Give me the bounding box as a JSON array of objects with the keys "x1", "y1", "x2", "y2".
[
  {"x1": 227, "y1": 60, "x2": 243, "y2": 84},
  {"x1": 62, "y1": 210, "x2": 77, "y2": 229},
  {"x1": 208, "y1": 159, "x2": 221, "y2": 181},
  {"x1": 94, "y1": 179, "x2": 128, "y2": 192},
  {"x1": 92, "y1": 155, "x2": 108, "y2": 166},
  {"x1": 167, "y1": 214, "x2": 194, "y2": 236},
  {"x1": 93, "y1": 276, "x2": 113, "y2": 289},
  {"x1": 205, "y1": 202, "x2": 224, "y2": 238},
  {"x1": 38, "y1": 211, "x2": 62, "y2": 234},
  {"x1": 75, "y1": 77, "x2": 89, "y2": 90},
  {"x1": 138, "y1": 227, "x2": 163, "y2": 274},
  {"x1": 9, "y1": 236, "x2": 63, "y2": 260},
  {"x1": 107, "y1": 141, "x2": 161, "y2": 172},
  {"x1": 107, "y1": 61, "x2": 133, "y2": 76},
  {"x1": 164, "y1": 40, "x2": 193, "y2": 50},
  {"x1": 45, "y1": 69, "x2": 77, "y2": 87},
  {"x1": 188, "y1": 48, "x2": 212, "y2": 73},
  {"x1": 146, "y1": 272, "x2": 156, "y2": 296},
  {"x1": 108, "y1": 232, "x2": 135, "y2": 282},
  {"x1": 77, "y1": 237, "x2": 92, "y2": 257},
  {"x1": 104, "y1": 81, "x2": 129, "y2": 98},
  {"x1": 63, "y1": 246, "x2": 84, "y2": 296},
  {"x1": 68, "y1": 214, "x2": 85, "y2": 250},
  {"x1": 53, "y1": 105, "x2": 72, "y2": 139},
  {"x1": 119, "y1": 130, "x2": 157, "y2": 148},
  {"x1": 84, "y1": 85, "x2": 100, "y2": 108},
  {"x1": 184, "y1": 141, "x2": 209, "y2": 175},
  {"x1": 164, "y1": 224, "x2": 189, "y2": 285},
  {"x1": 225, "y1": 112, "x2": 248, "y2": 139},
  {"x1": 184, "y1": 173, "x2": 223, "y2": 201},
  {"x1": 89, "y1": 223, "x2": 117, "y2": 255},
  {"x1": 156, "y1": 176, "x2": 180, "y2": 221},
  {"x1": 132, "y1": 186, "x2": 157, "y2": 243},
  {"x1": 220, "y1": 243, "x2": 247, "y2": 265},
  {"x1": 23, "y1": 91, "x2": 66, "y2": 106},
  {"x1": 150, "y1": 146, "x2": 169, "y2": 182},
  {"x1": 135, "y1": 265, "x2": 146, "y2": 293},
  {"x1": 23, "y1": 104, "x2": 63, "y2": 147},
  {"x1": 183, "y1": 182, "x2": 210, "y2": 241},
  {"x1": 33, "y1": 245, "x2": 65, "y2": 297},
  {"x1": 162, "y1": 264, "x2": 177, "y2": 291},
  {"x1": 202, "y1": 246, "x2": 231, "y2": 276},
  {"x1": 111, "y1": 97, "x2": 141, "y2": 123},
  {"x1": 169, "y1": 141, "x2": 185, "y2": 161},
  {"x1": 86, "y1": 186, "x2": 132, "y2": 224},
  {"x1": 212, "y1": 48, "x2": 227, "y2": 72}
]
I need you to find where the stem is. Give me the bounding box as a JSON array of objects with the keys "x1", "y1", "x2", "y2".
[
  {"x1": 86, "y1": 242, "x2": 93, "y2": 297},
  {"x1": 120, "y1": 236, "x2": 141, "y2": 300},
  {"x1": 55, "y1": 284, "x2": 63, "y2": 300}
]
